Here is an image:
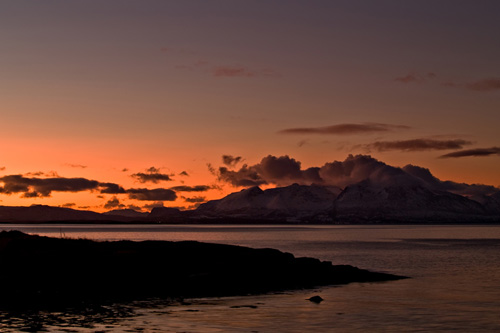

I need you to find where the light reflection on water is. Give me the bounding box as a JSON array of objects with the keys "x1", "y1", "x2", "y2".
[{"x1": 1, "y1": 224, "x2": 500, "y2": 332}]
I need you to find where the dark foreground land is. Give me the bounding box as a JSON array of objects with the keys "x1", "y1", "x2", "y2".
[{"x1": 0, "y1": 231, "x2": 405, "y2": 309}]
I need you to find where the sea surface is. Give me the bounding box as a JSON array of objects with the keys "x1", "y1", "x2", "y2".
[{"x1": 1, "y1": 224, "x2": 500, "y2": 332}]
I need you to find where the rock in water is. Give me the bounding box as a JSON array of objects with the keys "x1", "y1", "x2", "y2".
[{"x1": 308, "y1": 295, "x2": 324, "y2": 303}]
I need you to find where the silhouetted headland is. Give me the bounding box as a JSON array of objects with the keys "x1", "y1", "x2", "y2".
[{"x1": 0, "y1": 230, "x2": 406, "y2": 309}]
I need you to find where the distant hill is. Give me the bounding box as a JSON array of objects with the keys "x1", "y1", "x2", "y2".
[
  {"x1": 0, "y1": 205, "x2": 114, "y2": 223},
  {"x1": 103, "y1": 209, "x2": 149, "y2": 219}
]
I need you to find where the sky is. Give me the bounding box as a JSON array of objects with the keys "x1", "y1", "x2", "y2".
[{"x1": 1, "y1": 1, "x2": 499, "y2": 212}]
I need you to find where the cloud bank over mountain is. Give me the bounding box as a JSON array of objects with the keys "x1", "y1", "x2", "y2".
[{"x1": 216, "y1": 154, "x2": 499, "y2": 197}]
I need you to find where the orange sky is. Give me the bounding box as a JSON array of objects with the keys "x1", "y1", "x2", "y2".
[{"x1": 1, "y1": 1, "x2": 499, "y2": 212}]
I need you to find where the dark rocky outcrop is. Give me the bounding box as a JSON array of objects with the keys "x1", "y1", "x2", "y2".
[{"x1": 0, "y1": 231, "x2": 405, "y2": 309}]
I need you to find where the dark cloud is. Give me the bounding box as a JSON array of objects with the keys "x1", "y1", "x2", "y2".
[
  {"x1": 60, "y1": 203, "x2": 76, "y2": 208},
  {"x1": 24, "y1": 171, "x2": 59, "y2": 177},
  {"x1": 222, "y1": 155, "x2": 243, "y2": 167},
  {"x1": 403, "y1": 164, "x2": 499, "y2": 197},
  {"x1": 0, "y1": 167, "x2": 5, "y2": 171},
  {"x1": 142, "y1": 202, "x2": 165, "y2": 210},
  {"x1": 218, "y1": 165, "x2": 267, "y2": 187},
  {"x1": 127, "y1": 204, "x2": 143, "y2": 211},
  {"x1": 131, "y1": 167, "x2": 173, "y2": 184},
  {"x1": 278, "y1": 123, "x2": 410, "y2": 135},
  {"x1": 465, "y1": 78, "x2": 500, "y2": 92},
  {"x1": 127, "y1": 188, "x2": 177, "y2": 201},
  {"x1": 169, "y1": 185, "x2": 211, "y2": 192},
  {"x1": 218, "y1": 155, "x2": 322, "y2": 187},
  {"x1": 439, "y1": 147, "x2": 500, "y2": 158},
  {"x1": 179, "y1": 171, "x2": 189, "y2": 176},
  {"x1": 122, "y1": 168, "x2": 129, "y2": 172},
  {"x1": 212, "y1": 66, "x2": 280, "y2": 78},
  {"x1": 0, "y1": 175, "x2": 100, "y2": 197},
  {"x1": 104, "y1": 196, "x2": 125, "y2": 210},
  {"x1": 443, "y1": 77, "x2": 500, "y2": 92},
  {"x1": 99, "y1": 182, "x2": 126, "y2": 194},
  {"x1": 218, "y1": 155, "x2": 416, "y2": 188},
  {"x1": 64, "y1": 164, "x2": 87, "y2": 169},
  {"x1": 0, "y1": 175, "x2": 128, "y2": 198},
  {"x1": 183, "y1": 196, "x2": 206, "y2": 203},
  {"x1": 218, "y1": 154, "x2": 499, "y2": 197},
  {"x1": 366, "y1": 139, "x2": 473, "y2": 152}
]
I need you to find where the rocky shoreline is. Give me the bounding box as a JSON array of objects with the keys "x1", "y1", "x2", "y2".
[{"x1": 0, "y1": 230, "x2": 406, "y2": 309}]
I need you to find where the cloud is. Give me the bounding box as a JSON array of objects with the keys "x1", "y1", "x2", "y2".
[
  {"x1": 395, "y1": 72, "x2": 436, "y2": 83},
  {"x1": 218, "y1": 155, "x2": 322, "y2": 187},
  {"x1": 127, "y1": 188, "x2": 177, "y2": 201},
  {"x1": 131, "y1": 167, "x2": 173, "y2": 184},
  {"x1": 99, "y1": 182, "x2": 127, "y2": 194},
  {"x1": 365, "y1": 139, "x2": 473, "y2": 152},
  {"x1": 217, "y1": 154, "x2": 418, "y2": 188},
  {"x1": 0, "y1": 175, "x2": 128, "y2": 198},
  {"x1": 179, "y1": 171, "x2": 189, "y2": 176},
  {"x1": 439, "y1": 147, "x2": 500, "y2": 158},
  {"x1": 403, "y1": 164, "x2": 499, "y2": 197},
  {"x1": 465, "y1": 78, "x2": 500, "y2": 92},
  {"x1": 142, "y1": 201, "x2": 165, "y2": 210},
  {"x1": 278, "y1": 123, "x2": 410, "y2": 135},
  {"x1": 64, "y1": 164, "x2": 87, "y2": 169},
  {"x1": 0, "y1": 167, "x2": 5, "y2": 171},
  {"x1": 212, "y1": 66, "x2": 280, "y2": 78},
  {"x1": 183, "y1": 196, "x2": 206, "y2": 203},
  {"x1": 169, "y1": 185, "x2": 211, "y2": 192},
  {"x1": 104, "y1": 196, "x2": 125, "y2": 210},
  {"x1": 443, "y1": 77, "x2": 500, "y2": 92},
  {"x1": 0, "y1": 175, "x2": 101, "y2": 197},
  {"x1": 60, "y1": 203, "x2": 76, "y2": 208},
  {"x1": 222, "y1": 155, "x2": 243, "y2": 167},
  {"x1": 217, "y1": 154, "x2": 499, "y2": 197},
  {"x1": 24, "y1": 171, "x2": 59, "y2": 177}
]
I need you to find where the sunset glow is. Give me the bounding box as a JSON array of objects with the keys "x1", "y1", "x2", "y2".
[{"x1": 1, "y1": 1, "x2": 499, "y2": 212}]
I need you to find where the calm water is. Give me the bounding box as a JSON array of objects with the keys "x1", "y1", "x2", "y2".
[{"x1": 1, "y1": 224, "x2": 500, "y2": 332}]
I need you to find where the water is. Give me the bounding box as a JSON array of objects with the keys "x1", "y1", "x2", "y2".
[{"x1": 1, "y1": 224, "x2": 500, "y2": 332}]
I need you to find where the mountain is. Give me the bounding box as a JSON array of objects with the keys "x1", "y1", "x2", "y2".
[
  {"x1": 1, "y1": 177, "x2": 499, "y2": 224},
  {"x1": 192, "y1": 178, "x2": 500, "y2": 223},
  {"x1": 104, "y1": 209, "x2": 149, "y2": 219},
  {"x1": 195, "y1": 184, "x2": 341, "y2": 222},
  {"x1": 0, "y1": 205, "x2": 119, "y2": 222},
  {"x1": 333, "y1": 179, "x2": 489, "y2": 222}
]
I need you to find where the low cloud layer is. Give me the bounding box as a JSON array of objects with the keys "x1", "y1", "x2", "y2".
[
  {"x1": 365, "y1": 139, "x2": 472, "y2": 152},
  {"x1": 131, "y1": 167, "x2": 172, "y2": 184},
  {"x1": 127, "y1": 188, "x2": 177, "y2": 201},
  {"x1": 183, "y1": 196, "x2": 206, "y2": 203},
  {"x1": 278, "y1": 123, "x2": 410, "y2": 135},
  {"x1": 104, "y1": 196, "x2": 125, "y2": 209},
  {"x1": 169, "y1": 185, "x2": 211, "y2": 192},
  {"x1": 0, "y1": 175, "x2": 102, "y2": 198},
  {"x1": 0, "y1": 174, "x2": 180, "y2": 202},
  {"x1": 440, "y1": 147, "x2": 500, "y2": 158},
  {"x1": 64, "y1": 164, "x2": 87, "y2": 169}
]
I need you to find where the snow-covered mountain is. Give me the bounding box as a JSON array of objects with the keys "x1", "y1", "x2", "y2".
[
  {"x1": 195, "y1": 184, "x2": 341, "y2": 221},
  {"x1": 333, "y1": 179, "x2": 488, "y2": 222},
  {"x1": 193, "y1": 175, "x2": 500, "y2": 223}
]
